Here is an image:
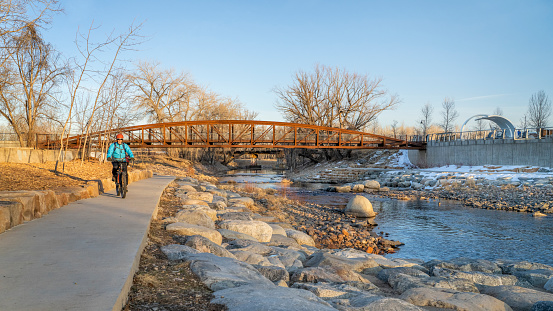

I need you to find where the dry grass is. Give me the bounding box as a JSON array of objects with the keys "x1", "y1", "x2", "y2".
[
  {"x1": 135, "y1": 274, "x2": 162, "y2": 288},
  {"x1": 465, "y1": 179, "x2": 477, "y2": 188},
  {"x1": 501, "y1": 184, "x2": 516, "y2": 190}
]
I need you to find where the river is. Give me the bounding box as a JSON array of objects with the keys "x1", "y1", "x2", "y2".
[{"x1": 219, "y1": 169, "x2": 553, "y2": 266}]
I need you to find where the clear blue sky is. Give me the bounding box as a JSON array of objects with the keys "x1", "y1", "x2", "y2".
[{"x1": 43, "y1": 0, "x2": 553, "y2": 129}]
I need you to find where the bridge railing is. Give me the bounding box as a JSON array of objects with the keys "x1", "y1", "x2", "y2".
[{"x1": 427, "y1": 127, "x2": 553, "y2": 143}]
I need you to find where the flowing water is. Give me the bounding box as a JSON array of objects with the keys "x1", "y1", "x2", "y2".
[{"x1": 221, "y1": 169, "x2": 553, "y2": 266}]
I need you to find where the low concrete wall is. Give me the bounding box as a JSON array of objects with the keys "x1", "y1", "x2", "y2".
[
  {"x1": 408, "y1": 138, "x2": 553, "y2": 168},
  {"x1": 0, "y1": 147, "x2": 77, "y2": 163},
  {"x1": 0, "y1": 169, "x2": 154, "y2": 234}
]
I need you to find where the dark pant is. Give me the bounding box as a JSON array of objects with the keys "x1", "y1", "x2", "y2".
[{"x1": 111, "y1": 161, "x2": 128, "y2": 184}]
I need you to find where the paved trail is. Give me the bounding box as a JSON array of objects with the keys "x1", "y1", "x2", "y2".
[{"x1": 0, "y1": 175, "x2": 175, "y2": 311}]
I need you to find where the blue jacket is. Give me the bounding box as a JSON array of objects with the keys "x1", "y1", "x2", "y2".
[{"x1": 107, "y1": 142, "x2": 134, "y2": 161}]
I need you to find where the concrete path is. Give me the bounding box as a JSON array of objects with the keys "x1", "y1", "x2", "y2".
[{"x1": 0, "y1": 175, "x2": 175, "y2": 311}]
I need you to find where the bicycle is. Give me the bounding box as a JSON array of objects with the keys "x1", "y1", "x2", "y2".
[{"x1": 114, "y1": 160, "x2": 128, "y2": 199}]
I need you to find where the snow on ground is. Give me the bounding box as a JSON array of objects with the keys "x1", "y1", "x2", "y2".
[{"x1": 391, "y1": 150, "x2": 553, "y2": 183}]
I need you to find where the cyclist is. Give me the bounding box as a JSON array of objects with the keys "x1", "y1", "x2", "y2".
[{"x1": 106, "y1": 133, "x2": 134, "y2": 187}]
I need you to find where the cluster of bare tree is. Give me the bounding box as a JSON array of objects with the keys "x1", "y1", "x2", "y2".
[
  {"x1": 520, "y1": 90, "x2": 551, "y2": 129},
  {"x1": 130, "y1": 61, "x2": 256, "y2": 124},
  {"x1": 274, "y1": 64, "x2": 399, "y2": 131},
  {"x1": 0, "y1": 0, "x2": 256, "y2": 158}
]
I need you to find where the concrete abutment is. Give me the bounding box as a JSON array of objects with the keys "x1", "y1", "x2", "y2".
[{"x1": 408, "y1": 138, "x2": 553, "y2": 168}]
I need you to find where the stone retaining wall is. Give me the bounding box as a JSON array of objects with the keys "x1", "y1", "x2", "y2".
[{"x1": 0, "y1": 169, "x2": 153, "y2": 234}]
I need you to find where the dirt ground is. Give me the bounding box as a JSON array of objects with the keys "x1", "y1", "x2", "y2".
[
  {"x1": 0, "y1": 156, "x2": 217, "y2": 192},
  {"x1": 123, "y1": 181, "x2": 226, "y2": 311},
  {"x1": 0, "y1": 160, "x2": 113, "y2": 191}
]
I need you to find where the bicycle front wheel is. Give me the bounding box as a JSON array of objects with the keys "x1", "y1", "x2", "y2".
[{"x1": 121, "y1": 172, "x2": 128, "y2": 199}]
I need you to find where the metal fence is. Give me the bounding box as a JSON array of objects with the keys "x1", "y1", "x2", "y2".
[{"x1": 427, "y1": 127, "x2": 553, "y2": 142}]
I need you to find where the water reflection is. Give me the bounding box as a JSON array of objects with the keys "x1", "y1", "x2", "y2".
[{"x1": 220, "y1": 170, "x2": 553, "y2": 266}]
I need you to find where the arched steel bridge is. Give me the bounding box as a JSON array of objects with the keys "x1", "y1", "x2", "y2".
[{"x1": 38, "y1": 120, "x2": 425, "y2": 150}]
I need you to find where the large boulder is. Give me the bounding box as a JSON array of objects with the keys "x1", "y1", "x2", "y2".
[
  {"x1": 178, "y1": 185, "x2": 197, "y2": 193},
  {"x1": 166, "y1": 222, "x2": 223, "y2": 245},
  {"x1": 186, "y1": 191, "x2": 213, "y2": 203},
  {"x1": 228, "y1": 197, "x2": 254, "y2": 207},
  {"x1": 254, "y1": 265, "x2": 289, "y2": 284},
  {"x1": 160, "y1": 244, "x2": 200, "y2": 260},
  {"x1": 432, "y1": 267, "x2": 517, "y2": 286},
  {"x1": 335, "y1": 185, "x2": 351, "y2": 193},
  {"x1": 266, "y1": 234, "x2": 301, "y2": 248},
  {"x1": 180, "y1": 204, "x2": 217, "y2": 221},
  {"x1": 363, "y1": 180, "x2": 381, "y2": 190},
  {"x1": 344, "y1": 195, "x2": 376, "y2": 218},
  {"x1": 182, "y1": 199, "x2": 209, "y2": 206},
  {"x1": 269, "y1": 223, "x2": 287, "y2": 236},
  {"x1": 377, "y1": 267, "x2": 430, "y2": 283},
  {"x1": 305, "y1": 251, "x2": 379, "y2": 273},
  {"x1": 184, "y1": 235, "x2": 237, "y2": 259},
  {"x1": 401, "y1": 287, "x2": 513, "y2": 311},
  {"x1": 219, "y1": 220, "x2": 273, "y2": 242},
  {"x1": 174, "y1": 209, "x2": 215, "y2": 229},
  {"x1": 184, "y1": 253, "x2": 274, "y2": 291},
  {"x1": 425, "y1": 257, "x2": 502, "y2": 274},
  {"x1": 271, "y1": 246, "x2": 306, "y2": 272},
  {"x1": 545, "y1": 277, "x2": 553, "y2": 292},
  {"x1": 388, "y1": 273, "x2": 479, "y2": 294},
  {"x1": 225, "y1": 239, "x2": 274, "y2": 256},
  {"x1": 532, "y1": 301, "x2": 553, "y2": 311},
  {"x1": 293, "y1": 282, "x2": 350, "y2": 298},
  {"x1": 351, "y1": 184, "x2": 364, "y2": 192},
  {"x1": 330, "y1": 293, "x2": 424, "y2": 310},
  {"x1": 219, "y1": 211, "x2": 253, "y2": 221},
  {"x1": 211, "y1": 284, "x2": 337, "y2": 311},
  {"x1": 230, "y1": 250, "x2": 272, "y2": 266},
  {"x1": 498, "y1": 261, "x2": 553, "y2": 275},
  {"x1": 285, "y1": 229, "x2": 316, "y2": 247},
  {"x1": 480, "y1": 285, "x2": 553, "y2": 311},
  {"x1": 513, "y1": 269, "x2": 553, "y2": 288},
  {"x1": 291, "y1": 266, "x2": 369, "y2": 284},
  {"x1": 218, "y1": 229, "x2": 258, "y2": 241}
]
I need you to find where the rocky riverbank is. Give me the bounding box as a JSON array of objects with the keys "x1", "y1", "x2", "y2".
[
  {"x1": 127, "y1": 176, "x2": 553, "y2": 311},
  {"x1": 289, "y1": 150, "x2": 553, "y2": 215}
]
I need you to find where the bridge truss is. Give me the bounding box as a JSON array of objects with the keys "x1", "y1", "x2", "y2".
[{"x1": 38, "y1": 120, "x2": 425, "y2": 150}]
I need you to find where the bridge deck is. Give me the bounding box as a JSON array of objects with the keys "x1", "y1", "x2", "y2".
[{"x1": 38, "y1": 120, "x2": 425, "y2": 150}]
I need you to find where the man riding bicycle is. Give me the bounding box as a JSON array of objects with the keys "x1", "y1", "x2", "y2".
[{"x1": 106, "y1": 133, "x2": 134, "y2": 187}]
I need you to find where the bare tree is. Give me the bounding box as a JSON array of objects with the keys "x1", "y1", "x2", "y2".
[
  {"x1": 274, "y1": 64, "x2": 399, "y2": 131},
  {"x1": 78, "y1": 22, "x2": 143, "y2": 164},
  {"x1": 390, "y1": 120, "x2": 398, "y2": 138},
  {"x1": 0, "y1": 0, "x2": 60, "y2": 38},
  {"x1": 195, "y1": 91, "x2": 258, "y2": 121},
  {"x1": 0, "y1": 0, "x2": 62, "y2": 146},
  {"x1": 519, "y1": 114, "x2": 529, "y2": 129},
  {"x1": 439, "y1": 98, "x2": 459, "y2": 133},
  {"x1": 0, "y1": 23, "x2": 66, "y2": 147},
  {"x1": 527, "y1": 90, "x2": 551, "y2": 128},
  {"x1": 418, "y1": 102, "x2": 433, "y2": 138},
  {"x1": 128, "y1": 61, "x2": 198, "y2": 123}
]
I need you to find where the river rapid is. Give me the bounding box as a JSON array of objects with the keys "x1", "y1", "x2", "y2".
[{"x1": 219, "y1": 170, "x2": 553, "y2": 267}]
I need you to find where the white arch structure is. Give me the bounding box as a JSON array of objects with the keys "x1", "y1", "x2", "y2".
[{"x1": 460, "y1": 114, "x2": 516, "y2": 139}]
